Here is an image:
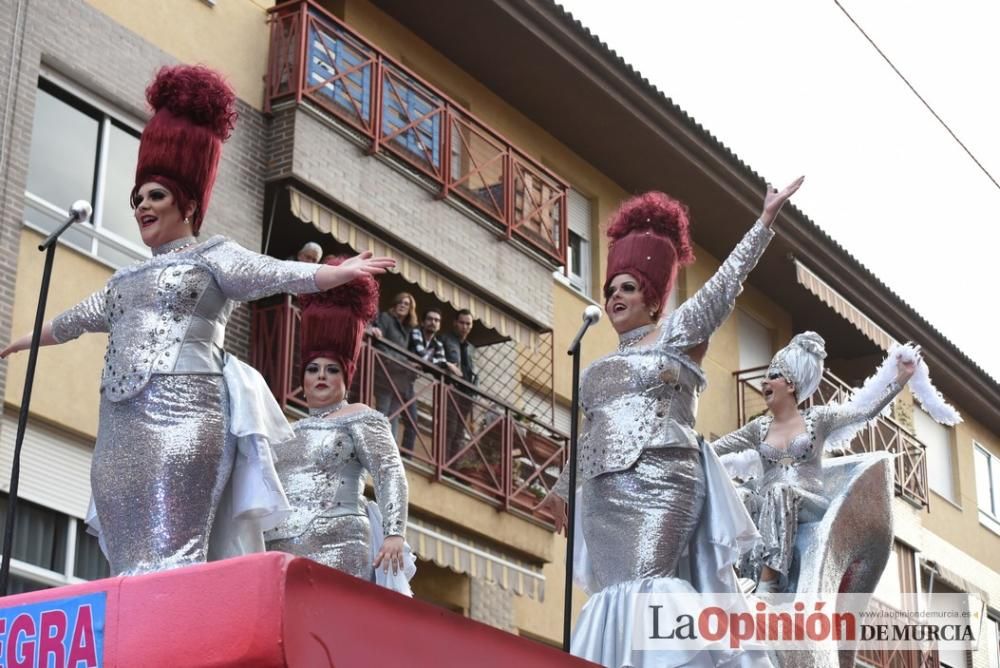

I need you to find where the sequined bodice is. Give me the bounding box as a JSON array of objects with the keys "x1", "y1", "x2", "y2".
[
  {"x1": 756, "y1": 417, "x2": 823, "y2": 494},
  {"x1": 577, "y1": 344, "x2": 703, "y2": 478},
  {"x1": 273, "y1": 416, "x2": 367, "y2": 527},
  {"x1": 100, "y1": 263, "x2": 228, "y2": 400},
  {"x1": 51, "y1": 236, "x2": 319, "y2": 402},
  {"x1": 267, "y1": 409, "x2": 407, "y2": 540}
]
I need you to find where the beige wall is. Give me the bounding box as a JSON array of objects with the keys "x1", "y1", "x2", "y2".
[
  {"x1": 4, "y1": 230, "x2": 110, "y2": 438},
  {"x1": 85, "y1": 0, "x2": 273, "y2": 109},
  {"x1": 917, "y1": 414, "x2": 1000, "y2": 567}
]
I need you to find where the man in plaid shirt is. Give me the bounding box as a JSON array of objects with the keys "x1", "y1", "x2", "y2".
[{"x1": 401, "y1": 308, "x2": 457, "y2": 452}]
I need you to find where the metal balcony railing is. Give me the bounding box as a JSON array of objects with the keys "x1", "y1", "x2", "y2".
[
  {"x1": 736, "y1": 366, "x2": 930, "y2": 509},
  {"x1": 266, "y1": 0, "x2": 569, "y2": 265},
  {"x1": 251, "y1": 295, "x2": 568, "y2": 529}
]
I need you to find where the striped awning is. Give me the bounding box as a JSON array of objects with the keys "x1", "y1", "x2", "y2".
[
  {"x1": 288, "y1": 188, "x2": 541, "y2": 352},
  {"x1": 405, "y1": 517, "x2": 545, "y2": 601},
  {"x1": 794, "y1": 260, "x2": 897, "y2": 352}
]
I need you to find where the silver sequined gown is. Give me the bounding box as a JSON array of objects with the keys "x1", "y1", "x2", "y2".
[
  {"x1": 711, "y1": 383, "x2": 901, "y2": 585},
  {"x1": 51, "y1": 235, "x2": 320, "y2": 576},
  {"x1": 265, "y1": 407, "x2": 408, "y2": 580},
  {"x1": 554, "y1": 221, "x2": 775, "y2": 668}
]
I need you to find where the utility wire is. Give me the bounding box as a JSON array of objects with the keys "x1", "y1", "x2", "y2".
[{"x1": 834, "y1": 0, "x2": 1000, "y2": 191}]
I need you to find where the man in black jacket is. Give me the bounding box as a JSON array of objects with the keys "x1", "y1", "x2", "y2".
[{"x1": 440, "y1": 310, "x2": 478, "y2": 459}]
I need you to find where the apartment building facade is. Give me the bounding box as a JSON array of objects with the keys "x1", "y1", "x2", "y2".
[{"x1": 0, "y1": 0, "x2": 997, "y2": 660}]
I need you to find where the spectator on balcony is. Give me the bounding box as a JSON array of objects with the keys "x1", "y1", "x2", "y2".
[
  {"x1": 712, "y1": 333, "x2": 957, "y2": 594},
  {"x1": 441, "y1": 309, "x2": 478, "y2": 459},
  {"x1": 267, "y1": 259, "x2": 414, "y2": 595},
  {"x1": 287, "y1": 241, "x2": 323, "y2": 264},
  {"x1": 400, "y1": 307, "x2": 450, "y2": 453},
  {"x1": 0, "y1": 65, "x2": 395, "y2": 577},
  {"x1": 367, "y1": 292, "x2": 418, "y2": 438},
  {"x1": 543, "y1": 179, "x2": 807, "y2": 668}
]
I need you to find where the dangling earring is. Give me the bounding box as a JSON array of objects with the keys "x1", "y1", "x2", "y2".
[{"x1": 183, "y1": 217, "x2": 191, "y2": 225}]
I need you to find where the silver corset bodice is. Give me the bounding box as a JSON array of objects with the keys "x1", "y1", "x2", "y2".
[
  {"x1": 576, "y1": 344, "x2": 704, "y2": 479},
  {"x1": 51, "y1": 235, "x2": 319, "y2": 402},
  {"x1": 553, "y1": 220, "x2": 774, "y2": 497},
  {"x1": 267, "y1": 408, "x2": 408, "y2": 541}
]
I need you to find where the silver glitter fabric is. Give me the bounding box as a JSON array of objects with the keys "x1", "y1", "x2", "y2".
[
  {"x1": 713, "y1": 381, "x2": 901, "y2": 583},
  {"x1": 554, "y1": 220, "x2": 774, "y2": 498},
  {"x1": 266, "y1": 408, "x2": 408, "y2": 578},
  {"x1": 50, "y1": 236, "x2": 322, "y2": 575},
  {"x1": 52, "y1": 235, "x2": 320, "y2": 401},
  {"x1": 583, "y1": 449, "x2": 705, "y2": 590},
  {"x1": 93, "y1": 375, "x2": 234, "y2": 575}
]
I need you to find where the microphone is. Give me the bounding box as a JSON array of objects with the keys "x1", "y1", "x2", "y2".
[
  {"x1": 568, "y1": 305, "x2": 602, "y2": 354},
  {"x1": 38, "y1": 200, "x2": 92, "y2": 250},
  {"x1": 69, "y1": 200, "x2": 93, "y2": 223}
]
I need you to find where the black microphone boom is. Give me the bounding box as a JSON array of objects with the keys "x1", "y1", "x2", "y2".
[
  {"x1": 562, "y1": 304, "x2": 601, "y2": 652},
  {"x1": 0, "y1": 200, "x2": 91, "y2": 595}
]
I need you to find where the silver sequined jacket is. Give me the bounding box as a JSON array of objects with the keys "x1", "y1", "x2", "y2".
[
  {"x1": 51, "y1": 236, "x2": 319, "y2": 401},
  {"x1": 266, "y1": 408, "x2": 408, "y2": 540},
  {"x1": 554, "y1": 221, "x2": 774, "y2": 498},
  {"x1": 711, "y1": 382, "x2": 901, "y2": 496}
]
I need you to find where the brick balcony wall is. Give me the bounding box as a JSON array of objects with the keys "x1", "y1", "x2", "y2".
[{"x1": 267, "y1": 105, "x2": 555, "y2": 328}]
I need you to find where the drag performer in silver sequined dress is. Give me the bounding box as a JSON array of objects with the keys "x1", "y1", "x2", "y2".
[
  {"x1": 267, "y1": 406, "x2": 408, "y2": 580},
  {"x1": 50, "y1": 237, "x2": 321, "y2": 575},
  {"x1": 266, "y1": 263, "x2": 411, "y2": 588},
  {"x1": 713, "y1": 333, "x2": 957, "y2": 593},
  {"x1": 1, "y1": 66, "x2": 394, "y2": 576},
  {"x1": 548, "y1": 177, "x2": 804, "y2": 668}
]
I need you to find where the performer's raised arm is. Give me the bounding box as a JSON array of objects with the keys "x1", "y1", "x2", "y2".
[{"x1": 663, "y1": 176, "x2": 804, "y2": 352}]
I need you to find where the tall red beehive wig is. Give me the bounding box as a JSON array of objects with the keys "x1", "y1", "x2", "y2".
[
  {"x1": 299, "y1": 258, "x2": 380, "y2": 386},
  {"x1": 604, "y1": 192, "x2": 695, "y2": 317},
  {"x1": 131, "y1": 65, "x2": 237, "y2": 235}
]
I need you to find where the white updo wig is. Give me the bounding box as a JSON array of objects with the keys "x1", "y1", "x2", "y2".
[{"x1": 767, "y1": 331, "x2": 827, "y2": 404}]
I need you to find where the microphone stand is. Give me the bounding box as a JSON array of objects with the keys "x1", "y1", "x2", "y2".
[
  {"x1": 0, "y1": 206, "x2": 89, "y2": 594},
  {"x1": 562, "y1": 314, "x2": 597, "y2": 651}
]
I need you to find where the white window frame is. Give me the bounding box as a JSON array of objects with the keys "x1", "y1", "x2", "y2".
[
  {"x1": 1, "y1": 499, "x2": 108, "y2": 593},
  {"x1": 554, "y1": 188, "x2": 593, "y2": 297},
  {"x1": 975, "y1": 442, "x2": 1000, "y2": 535},
  {"x1": 23, "y1": 74, "x2": 149, "y2": 270}
]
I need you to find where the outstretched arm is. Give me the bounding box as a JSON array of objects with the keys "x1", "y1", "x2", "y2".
[
  {"x1": 2, "y1": 288, "x2": 109, "y2": 358},
  {"x1": 822, "y1": 352, "x2": 918, "y2": 432},
  {"x1": 663, "y1": 177, "x2": 804, "y2": 352},
  {"x1": 0, "y1": 322, "x2": 59, "y2": 358},
  {"x1": 315, "y1": 250, "x2": 395, "y2": 291},
  {"x1": 207, "y1": 242, "x2": 396, "y2": 302},
  {"x1": 711, "y1": 419, "x2": 764, "y2": 457}
]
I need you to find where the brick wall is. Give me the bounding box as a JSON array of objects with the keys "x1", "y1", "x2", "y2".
[
  {"x1": 0, "y1": 0, "x2": 268, "y2": 382},
  {"x1": 469, "y1": 577, "x2": 515, "y2": 633},
  {"x1": 279, "y1": 106, "x2": 554, "y2": 327}
]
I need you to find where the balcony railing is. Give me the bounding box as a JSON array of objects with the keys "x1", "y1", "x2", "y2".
[
  {"x1": 251, "y1": 295, "x2": 568, "y2": 528},
  {"x1": 266, "y1": 0, "x2": 568, "y2": 265},
  {"x1": 736, "y1": 367, "x2": 930, "y2": 509},
  {"x1": 856, "y1": 597, "x2": 941, "y2": 668}
]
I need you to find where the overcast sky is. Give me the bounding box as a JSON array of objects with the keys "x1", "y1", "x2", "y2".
[{"x1": 558, "y1": 0, "x2": 998, "y2": 381}]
